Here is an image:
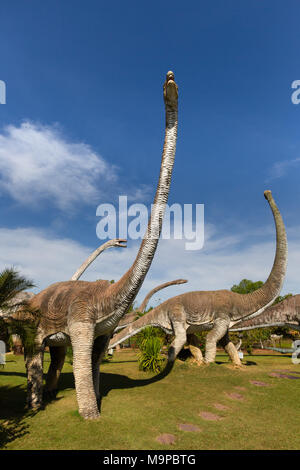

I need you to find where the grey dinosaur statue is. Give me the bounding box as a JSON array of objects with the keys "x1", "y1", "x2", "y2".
[
  {"x1": 109, "y1": 190, "x2": 288, "y2": 368},
  {"x1": 46, "y1": 278, "x2": 186, "y2": 393},
  {"x1": 230, "y1": 294, "x2": 300, "y2": 332},
  {"x1": 16, "y1": 71, "x2": 178, "y2": 419},
  {"x1": 115, "y1": 278, "x2": 188, "y2": 333},
  {"x1": 44, "y1": 238, "x2": 126, "y2": 395},
  {"x1": 1, "y1": 239, "x2": 126, "y2": 360}
]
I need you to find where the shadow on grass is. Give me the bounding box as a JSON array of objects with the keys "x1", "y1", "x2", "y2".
[{"x1": 0, "y1": 385, "x2": 34, "y2": 448}]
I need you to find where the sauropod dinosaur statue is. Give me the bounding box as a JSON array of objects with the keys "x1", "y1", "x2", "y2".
[
  {"x1": 114, "y1": 278, "x2": 188, "y2": 333},
  {"x1": 109, "y1": 190, "x2": 288, "y2": 368},
  {"x1": 46, "y1": 278, "x2": 186, "y2": 393},
  {"x1": 0, "y1": 238, "x2": 127, "y2": 319},
  {"x1": 1, "y1": 239, "x2": 126, "y2": 373},
  {"x1": 22, "y1": 71, "x2": 178, "y2": 419},
  {"x1": 230, "y1": 294, "x2": 300, "y2": 332},
  {"x1": 70, "y1": 238, "x2": 127, "y2": 281},
  {"x1": 44, "y1": 238, "x2": 126, "y2": 396}
]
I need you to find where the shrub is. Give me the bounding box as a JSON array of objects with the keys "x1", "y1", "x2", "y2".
[{"x1": 137, "y1": 335, "x2": 164, "y2": 373}]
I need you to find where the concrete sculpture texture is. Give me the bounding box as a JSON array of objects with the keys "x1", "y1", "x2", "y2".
[
  {"x1": 109, "y1": 191, "x2": 287, "y2": 368},
  {"x1": 18, "y1": 71, "x2": 178, "y2": 419},
  {"x1": 231, "y1": 294, "x2": 300, "y2": 332}
]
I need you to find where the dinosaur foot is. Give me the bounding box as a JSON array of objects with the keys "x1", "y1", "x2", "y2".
[
  {"x1": 79, "y1": 409, "x2": 100, "y2": 420},
  {"x1": 226, "y1": 363, "x2": 246, "y2": 371},
  {"x1": 190, "y1": 358, "x2": 204, "y2": 366}
]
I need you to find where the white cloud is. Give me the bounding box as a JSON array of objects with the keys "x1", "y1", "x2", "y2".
[
  {"x1": 266, "y1": 157, "x2": 300, "y2": 181},
  {"x1": 0, "y1": 223, "x2": 297, "y2": 309},
  {"x1": 0, "y1": 122, "x2": 117, "y2": 210}
]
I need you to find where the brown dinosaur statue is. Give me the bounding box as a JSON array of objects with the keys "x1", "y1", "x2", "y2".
[
  {"x1": 230, "y1": 295, "x2": 300, "y2": 332},
  {"x1": 44, "y1": 238, "x2": 126, "y2": 396},
  {"x1": 114, "y1": 278, "x2": 188, "y2": 333},
  {"x1": 109, "y1": 190, "x2": 287, "y2": 368},
  {"x1": 1, "y1": 239, "x2": 126, "y2": 358},
  {"x1": 22, "y1": 70, "x2": 178, "y2": 419}
]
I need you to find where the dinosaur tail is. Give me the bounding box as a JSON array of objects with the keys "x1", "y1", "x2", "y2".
[{"x1": 109, "y1": 304, "x2": 167, "y2": 349}]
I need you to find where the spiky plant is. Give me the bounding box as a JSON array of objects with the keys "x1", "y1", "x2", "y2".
[{"x1": 137, "y1": 335, "x2": 164, "y2": 373}]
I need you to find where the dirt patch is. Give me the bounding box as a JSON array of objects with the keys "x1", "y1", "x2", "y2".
[
  {"x1": 250, "y1": 380, "x2": 270, "y2": 387},
  {"x1": 178, "y1": 423, "x2": 202, "y2": 432},
  {"x1": 225, "y1": 392, "x2": 244, "y2": 401},
  {"x1": 199, "y1": 411, "x2": 223, "y2": 421},
  {"x1": 272, "y1": 369, "x2": 300, "y2": 375},
  {"x1": 269, "y1": 372, "x2": 300, "y2": 380},
  {"x1": 214, "y1": 403, "x2": 230, "y2": 411},
  {"x1": 156, "y1": 434, "x2": 176, "y2": 445}
]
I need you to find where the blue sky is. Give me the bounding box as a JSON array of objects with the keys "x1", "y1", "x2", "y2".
[{"x1": 0, "y1": 1, "x2": 299, "y2": 304}]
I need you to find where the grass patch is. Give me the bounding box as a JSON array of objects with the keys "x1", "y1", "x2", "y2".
[{"x1": 0, "y1": 350, "x2": 300, "y2": 450}]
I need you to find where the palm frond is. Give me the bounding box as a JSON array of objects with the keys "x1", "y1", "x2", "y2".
[{"x1": 0, "y1": 268, "x2": 35, "y2": 309}]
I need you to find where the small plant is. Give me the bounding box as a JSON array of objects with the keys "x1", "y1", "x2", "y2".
[{"x1": 137, "y1": 334, "x2": 164, "y2": 373}]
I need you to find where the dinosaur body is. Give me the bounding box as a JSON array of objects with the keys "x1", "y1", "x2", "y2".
[
  {"x1": 22, "y1": 71, "x2": 178, "y2": 419},
  {"x1": 115, "y1": 278, "x2": 187, "y2": 332},
  {"x1": 231, "y1": 294, "x2": 300, "y2": 332},
  {"x1": 109, "y1": 191, "x2": 287, "y2": 367}
]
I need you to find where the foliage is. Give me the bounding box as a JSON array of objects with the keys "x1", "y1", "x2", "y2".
[
  {"x1": 273, "y1": 293, "x2": 293, "y2": 304},
  {"x1": 0, "y1": 268, "x2": 34, "y2": 310},
  {"x1": 135, "y1": 325, "x2": 164, "y2": 349},
  {"x1": 231, "y1": 279, "x2": 263, "y2": 294},
  {"x1": 230, "y1": 280, "x2": 295, "y2": 352},
  {"x1": 230, "y1": 329, "x2": 272, "y2": 355},
  {"x1": 137, "y1": 334, "x2": 164, "y2": 373},
  {"x1": 0, "y1": 268, "x2": 37, "y2": 356}
]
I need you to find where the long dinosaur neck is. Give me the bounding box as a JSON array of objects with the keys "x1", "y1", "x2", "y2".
[
  {"x1": 105, "y1": 73, "x2": 178, "y2": 322},
  {"x1": 109, "y1": 304, "x2": 166, "y2": 349},
  {"x1": 231, "y1": 295, "x2": 298, "y2": 331},
  {"x1": 70, "y1": 239, "x2": 125, "y2": 281},
  {"x1": 137, "y1": 279, "x2": 187, "y2": 312},
  {"x1": 116, "y1": 279, "x2": 187, "y2": 331},
  {"x1": 234, "y1": 191, "x2": 287, "y2": 321}
]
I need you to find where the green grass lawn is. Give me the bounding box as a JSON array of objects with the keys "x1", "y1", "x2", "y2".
[{"x1": 1, "y1": 349, "x2": 299, "y2": 450}]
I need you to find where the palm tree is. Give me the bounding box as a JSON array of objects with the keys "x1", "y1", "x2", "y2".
[
  {"x1": 0, "y1": 267, "x2": 35, "y2": 310},
  {"x1": 0, "y1": 268, "x2": 36, "y2": 355}
]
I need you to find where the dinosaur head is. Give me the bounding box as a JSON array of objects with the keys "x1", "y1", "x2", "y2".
[{"x1": 163, "y1": 70, "x2": 178, "y2": 108}]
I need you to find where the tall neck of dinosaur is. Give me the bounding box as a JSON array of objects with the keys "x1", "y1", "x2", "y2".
[
  {"x1": 231, "y1": 295, "x2": 298, "y2": 330},
  {"x1": 104, "y1": 71, "x2": 178, "y2": 322},
  {"x1": 137, "y1": 279, "x2": 187, "y2": 313},
  {"x1": 234, "y1": 190, "x2": 288, "y2": 321}
]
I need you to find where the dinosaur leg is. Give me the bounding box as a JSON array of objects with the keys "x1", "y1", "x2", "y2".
[
  {"x1": 92, "y1": 335, "x2": 111, "y2": 400},
  {"x1": 44, "y1": 346, "x2": 67, "y2": 398},
  {"x1": 219, "y1": 331, "x2": 242, "y2": 366},
  {"x1": 204, "y1": 316, "x2": 229, "y2": 364},
  {"x1": 26, "y1": 344, "x2": 45, "y2": 409},
  {"x1": 168, "y1": 321, "x2": 187, "y2": 363},
  {"x1": 69, "y1": 322, "x2": 99, "y2": 420},
  {"x1": 187, "y1": 333, "x2": 204, "y2": 365}
]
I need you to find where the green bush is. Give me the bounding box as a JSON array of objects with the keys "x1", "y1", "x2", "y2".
[{"x1": 137, "y1": 334, "x2": 164, "y2": 373}]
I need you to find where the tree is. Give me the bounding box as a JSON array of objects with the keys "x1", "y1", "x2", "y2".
[
  {"x1": 231, "y1": 279, "x2": 264, "y2": 294},
  {"x1": 0, "y1": 268, "x2": 36, "y2": 355},
  {"x1": 0, "y1": 268, "x2": 34, "y2": 310},
  {"x1": 230, "y1": 279, "x2": 294, "y2": 353}
]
